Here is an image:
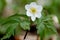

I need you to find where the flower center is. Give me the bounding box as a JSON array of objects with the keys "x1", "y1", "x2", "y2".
[{"x1": 30, "y1": 7, "x2": 37, "y2": 14}]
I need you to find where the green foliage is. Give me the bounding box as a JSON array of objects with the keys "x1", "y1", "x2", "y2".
[
  {"x1": 10, "y1": 14, "x2": 30, "y2": 30},
  {"x1": 20, "y1": 20, "x2": 30, "y2": 30},
  {"x1": 0, "y1": 14, "x2": 57, "y2": 40},
  {"x1": 36, "y1": 15, "x2": 57, "y2": 40},
  {"x1": 0, "y1": 14, "x2": 30, "y2": 40},
  {"x1": 1, "y1": 22, "x2": 18, "y2": 40},
  {"x1": 0, "y1": 0, "x2": 58, "y2": 40}
]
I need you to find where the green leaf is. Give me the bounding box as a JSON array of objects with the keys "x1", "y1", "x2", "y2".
[
  {"x1": 37, "y1": 22, "x2": 45, "y2": 40},
  {"x1": 1, "y1": 14, "x2": 28, "y2": 24},
  {"x1": 0, "y1": 15, "x2": 20, "y2": 40},
  {"x1": 0, "y1": 13, "x2": 30, "y2": 40},
  {"x1": 7, "y1": 14, "x2": 30, "y2": 30},
  {"x1": 36, "y1": 15, "x2": 57, "y2": 40},
  {"x1": 1, "y1": 22, "x2": 18, "y2": 40},
  {"x1": 0, "y1": 18, "x2": 5, "y2": 24},
  {"x1": 20, "y1": 20, "x2": 30, "y2": 30},
  {"x1": 8, "y1": 14, "x2": 30, "y2": 30}
]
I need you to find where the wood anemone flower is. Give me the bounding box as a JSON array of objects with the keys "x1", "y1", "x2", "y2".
[{"x1": 25, "y1": 2, "x2": 43, "y2": 21}]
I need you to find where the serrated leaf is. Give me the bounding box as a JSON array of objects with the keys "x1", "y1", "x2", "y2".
[
  {"x1": 7, "y1": 14, "x2": 29, "y2": 22},
  {"x1": 0, "y1": 15, "x2": 20, "y2": 40},
  {"x1": 36, "y1": 15, "x2": 57, "y2": 40},
  {"x1": 1, "y1": 22, "x2": 18, "y2": 40},
  {"x1": 0, "y1": 14, "x2": 29, "y2": 34},
  {"x1": 20, "y1": 20, "x2": 30, "y2": 30},
  {"x1": 7, "y1": 14, "x2": 30, "y2": 30}
]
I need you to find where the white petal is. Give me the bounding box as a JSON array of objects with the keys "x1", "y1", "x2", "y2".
[
  {"x1": 30, "y1": 2, "x2": 37, "y2": 7},
  {"x1": 25, "y1": 4, "x2": 30, "y2": 10},
  {"x1": 26, "y1": 11, "x2": 32, "y2": 16},
  {"x1": 31, "y1": 16, "x2": 36, "y2": 21},
  {"x1": 35, "y1": 12, "x2": 42, "y2": 18},
  {"x1": 37, "y1": 5, "x2": 43, "y2": 12}
]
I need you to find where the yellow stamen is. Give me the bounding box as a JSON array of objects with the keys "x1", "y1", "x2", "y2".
[{"x1": 30, "y1": 7, "x2": 37, "y2": 14}]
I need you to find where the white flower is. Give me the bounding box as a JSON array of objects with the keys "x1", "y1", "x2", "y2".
[{"x1": 25, "y1": 2, "x2": 43, "y2": 21}]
